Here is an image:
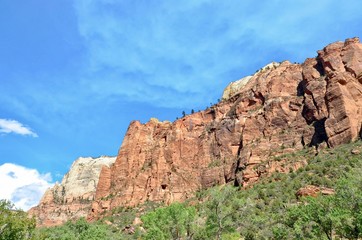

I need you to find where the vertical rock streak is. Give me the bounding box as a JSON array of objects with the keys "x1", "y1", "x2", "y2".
[
  {"x1": 91, "y1": 38, "x2": 362, "y2": 218},
  {"x1": 30, "y1": 38, "x2": 362, "y2": 225}
]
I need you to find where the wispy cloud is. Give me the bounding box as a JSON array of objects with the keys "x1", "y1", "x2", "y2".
[
  {"x1": 72, "y1": 0, "x2": 362, "y2": 108},
  {"x1": 0, "y1": 163, "x2": 53, "y2": 210},
  {"x1": 0, "y1": 118, "x2": 38, "y2": 137}
]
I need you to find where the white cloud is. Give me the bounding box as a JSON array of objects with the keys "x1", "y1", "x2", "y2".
[
  {"x1": 0, "y1": 118, "x2": 38, "y2": 137},
  {"x1": 0, "y1": 163, "x2": 53, "y2": 210}
]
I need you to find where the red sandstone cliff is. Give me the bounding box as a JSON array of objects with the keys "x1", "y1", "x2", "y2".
[
  {"x1": 89, "y1": 38, "x2": 362, "y2": 218},
  {"x1": 30, "y1": 38, "x2": 362, "y2": 225}
]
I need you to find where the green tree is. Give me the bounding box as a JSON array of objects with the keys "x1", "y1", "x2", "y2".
[
  {"x1": 0, "y1": 199, "x2": 36, "y2": 240},
  {"x1": 79, "y1": 224, "x2": 112, "y2": 240},
  {"x1": 203, "y1": 186, "x2": 241, "y2": 240},
  {"x1": 282, "y1": 169, "x2": 362, "y2": 240},
  {"x1": 285, "y1": 193, "x2": 348, "y2": 240},
  {"x1": 142, "y1": 202, "x2": 196, "y2": 239},
  {"x1": 34, "y1": 217, "x2": 117, "y2": 240},
  {"x1": 332, "y1": 177, "x2": 362, "y2": 239}
]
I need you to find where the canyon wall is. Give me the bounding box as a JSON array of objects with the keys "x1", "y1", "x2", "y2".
[
  {"x1": 31, "y1": 38, "x2": 362, "y2": 226},
  {"x1": 89, "y1": 38, "x2": 362, "y2": 218},
  {"x1": 29, "y1": 156, "x2": 116, "y2": 226}
]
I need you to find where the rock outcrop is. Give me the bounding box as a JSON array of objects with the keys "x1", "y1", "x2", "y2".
[
  {"x1": 28, "y1": 156, "x2": 116, "y2": 226},
  {"x1": 89, "y1": 38, "x2": 362, "y2": 218},
  {"x1": 222, "y1": 62, "x2": 281, "y2": 100},
  {"x1": 296, "y1": 185, "x2": 335, "y2": 198},
  {"x1": 31, "y1": 38, "x2": 362, "y2": 224}
]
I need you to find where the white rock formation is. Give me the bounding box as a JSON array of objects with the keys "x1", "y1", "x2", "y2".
[
  {"x1": 222, "y1": 62, "x2": 281, "y2": 100},
  {"x1": 53, "y1": 156, "x2": 116, "y2": 203},
  {"x1": 28, "y1": 156, "x2": 117, "y2": 226}
]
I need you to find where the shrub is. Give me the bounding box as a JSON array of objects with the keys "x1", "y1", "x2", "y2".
[{"x1": 0, "y1": 200, "x2": 35, "y2": 240}]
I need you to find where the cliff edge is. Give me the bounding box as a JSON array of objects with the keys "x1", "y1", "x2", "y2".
[
  {"x1": 31, "y1": 38, "x2": 362, "y2": 225},
  {"x1": 89, "y1": 37, "x2": 362, "y2": 219}
]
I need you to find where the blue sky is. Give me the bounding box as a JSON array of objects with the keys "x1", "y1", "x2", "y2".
[{"x1": 0, "y1": 0, "x2": 362, "y2": 210}]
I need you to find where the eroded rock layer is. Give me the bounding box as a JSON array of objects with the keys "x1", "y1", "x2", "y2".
[
  {"x1": 89, "y1": 38, "x2": 362, "y2": 218},
  {"x1": 30, "y1": 38, "x2": 362, "y2": 225},
  {"x1": 28, "y1": 156, "x2": 116, "y2": 226}
]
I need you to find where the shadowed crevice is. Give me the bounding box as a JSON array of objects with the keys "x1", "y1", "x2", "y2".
[{"x1": 309, "y1": 118, "x2": 328, "y2": 148}]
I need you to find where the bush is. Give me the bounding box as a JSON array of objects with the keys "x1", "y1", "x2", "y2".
[
  {"x1": 0, "y1": 199, "x2": 35, "y2": 240},
  {"x1": 142, "y1": 202, "x2": 196, "y2": 239},
  {"x1": 31, "y1": 140, "x2": 362, "y2": 240}
]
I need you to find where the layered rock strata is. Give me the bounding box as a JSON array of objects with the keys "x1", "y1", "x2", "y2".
[
  {"x1": 90, "y1": 38, "x2": 362, "y2": 218},
  {"x1": 31, "y1": 38, "x2": 362, "y2": 225},
  {"x1": 28, "y1": 156, "x2": 116, "y2": 226}
]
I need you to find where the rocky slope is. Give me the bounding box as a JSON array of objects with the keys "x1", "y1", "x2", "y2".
[
  {"x1": 31, "y1": 38, "x2": 362, "y2": 225},
  {"x1": 28, "y1": 156, "x2": 116, "y2": 226},
  {"x1": 89, "y1": 37, "x2": 362, "y2": 218}
]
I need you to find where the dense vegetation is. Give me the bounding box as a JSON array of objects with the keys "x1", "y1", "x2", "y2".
[
  {"x1": 0, "y1": 200, "x2": 35, "y2": 240},
  {"x1": 2, "y1": 140, "x2": 362, "y2": 239}
]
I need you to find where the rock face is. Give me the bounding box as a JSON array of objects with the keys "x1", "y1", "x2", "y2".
[
  {"x1": 222, "y1": 62, "x2": 281, "y2": 100},
  {"x1": 89, "y1": 38, "x2": 362, "y2": 218},
  {"x1": 296, "y1": 185, "x2": 335, "y2": 198},
  {"x1": 30, "y1": 38, "x2": 362, "y2": 224},
  {"x1": 28, "y1": 156, "x2": 116, "y2": 226}
]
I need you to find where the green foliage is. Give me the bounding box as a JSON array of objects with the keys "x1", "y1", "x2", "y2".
[
  {"x1": 202, "y1": 186, "x2": 240, "y2": 239},
  {"x1": 107, "y1": 206, "x2": 136, "y2": 228},
  {"x1": 34, "y1": 217, "x2": 120, "y2": 240},
  {"x1": 281, "y1": 171, "x2": 362, "y2": 240},
  {"x1": 0, "y1": 199, "x2": 36, "y2": 240},
  {"x1": 141, "y1": 202, "x2": 196, "y2": 239},
  {"x1": 220, "y1": 232, "x2": 240, "y2": 240},
  {"x1": 19, "y1": 140, "x2": 362, "y2": 240}
]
